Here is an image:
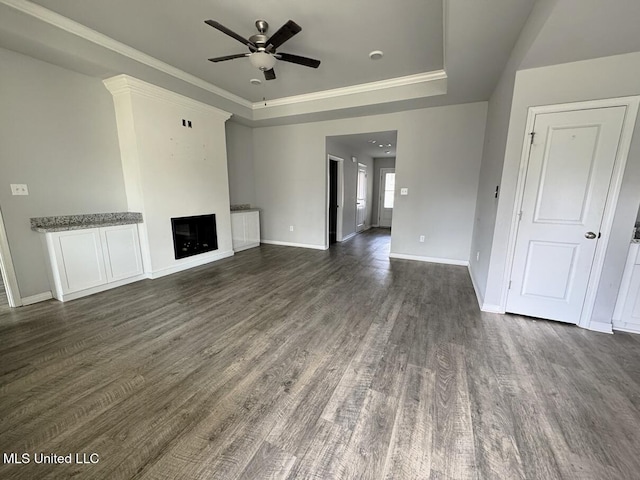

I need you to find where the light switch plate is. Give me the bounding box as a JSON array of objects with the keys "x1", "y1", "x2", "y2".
[
  {"x1": 10, "y1": 184, "x2": 29, "y2": 196},
  {"x1": 400, "y1": 188, "x2": 408, "y2": 196}
]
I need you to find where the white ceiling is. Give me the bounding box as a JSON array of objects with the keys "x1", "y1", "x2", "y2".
[
  {"x1": 0, "y1": 0, "x2": 537, "y2": 125},
  {"x1": 26, "y1": 0, "x2": 444, "y2": 102},
  {"x1": 329, "y1": 131, "x2": 398, "y2": 159}
]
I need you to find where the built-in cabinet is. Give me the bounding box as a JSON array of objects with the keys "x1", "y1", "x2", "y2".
[
  {"x1": 230, "y1": 210, "x2": 260, "y2": 252},
  {"x1": 44, "y1": 224, "x2": 144, "y2": 302},
  {"x1": 613, "y1": 242, "x2": 640, "y2": 333}
]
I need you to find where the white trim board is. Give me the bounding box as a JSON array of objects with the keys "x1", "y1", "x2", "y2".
[
  {"x1": 340, "y1": 232, "x2": 357, "y2": 242},
  {"x1": 147, "y1": 250, "x2": 234, "y2": 279},
  {"x1": 389, "y1": 253, "x2": 469, "y2": 266},
  {"x1": 261, "y1": 240, "x2": 328, "y2": 251},
  {"x1": 0, "y1": 206, "x2": 22, "y2": 307},
  {"x1": 499, "y1": 96, "x2": 640, "y2": 332},
  {"x1": 21, "y1": 291, "x2": 52, "y2": 305}
]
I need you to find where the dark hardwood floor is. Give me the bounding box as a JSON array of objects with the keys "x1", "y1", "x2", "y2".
[{"x1": 2, "y1": 228, "x2": 640, "y2": 479}]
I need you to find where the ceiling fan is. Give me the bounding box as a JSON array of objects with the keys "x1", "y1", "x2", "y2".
[{"x1": 205, "y1": 19, "x2": 321, "y2": 80}]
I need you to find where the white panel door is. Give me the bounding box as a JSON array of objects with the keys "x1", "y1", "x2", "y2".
[
  {"x1": 54, "y1": 230, "x2": 107, "y2": 293},
  {"x1": 100, "y1": 225, "x2": 143, "y2": 282},
  {"x1": 507, "y1": 106, "x2": 626, "y2": 323},
  {"x1": 356, "y1": 163, "x2": 367, "y2": 232},
  {"x1": 378, "y1": 168, "x2": 395, "y2": 228}
]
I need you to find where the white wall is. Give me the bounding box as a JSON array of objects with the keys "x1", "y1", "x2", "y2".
[
  {"x1": 105, "y1": 76, "x2": 233, "y2": 276},
  {"x1": 484, "y1": 52, "x2": 640, "y2": 327},
  {"x1": 371, "y1": 157, "x2": 396, "y2": 226},
  {"x1": 225, "y1": 122, "x2": 256, "y2": 207},
  {"x1": 468, "y1": 0, "x2": 558, "y2": 303},
  {"x1": 0, "y1": 48, "x2": 128, "y2": 298},
  {"x1": 253, "y1": 102, "x2": 487, "y2": 260}
]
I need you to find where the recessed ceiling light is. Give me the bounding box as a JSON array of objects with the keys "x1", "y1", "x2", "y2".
[
  {"x1": 385, "y1": 150, "x2": 391, "y2": 154},
  {"x1": 387, "y1": 144, "x2": 392, "y2": 147},
  {"x1": 378, "y1": 144, "x2": 384, "y2": 147},
  {"x1": 369, "y1": 50, "x2": 384, "y2": 60},
  {"x1": 249, "y1": 78, "x2": 262, "y2": 85}
]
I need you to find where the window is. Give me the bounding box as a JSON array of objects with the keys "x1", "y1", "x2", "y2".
[{"x1": 383, "y1": 173, "x2": 395, "y2": 208}]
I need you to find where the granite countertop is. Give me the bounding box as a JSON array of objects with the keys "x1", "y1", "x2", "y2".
[
  {"x1": 230, "y1": 204, "x2": 260, "y2": 213},
  {"x1": 31, "y1": 212, "x2": 143, "y2": 233}
]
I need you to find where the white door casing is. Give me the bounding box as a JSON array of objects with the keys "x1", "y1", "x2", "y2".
[
  {"x1": 356, "y1": 163, "x2": 367, "y2": 232},
  {"x1": 378, "y1": 168, "x2": 395, "y2": 228},
  {"x1": 507, "y1": 106, "x2": 627, "y2": 324},
  {"x1": 0, "y1": 206, "x2": 21, "y2": 307}
]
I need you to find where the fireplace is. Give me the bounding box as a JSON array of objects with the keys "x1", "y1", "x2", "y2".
[{"x1": 171, "y1": 214, "x2": 218, "y2": 260}]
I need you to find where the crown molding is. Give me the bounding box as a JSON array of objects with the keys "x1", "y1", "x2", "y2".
[
  {"x1": 251, "y1": 70, "x2": 448, "y2": 110},
  {"x1": 0, "y1": 0, "x2": 252, "y2": 109},
  {"x1": 103, "y1": 75, "x2": 232, "y2": 120}
]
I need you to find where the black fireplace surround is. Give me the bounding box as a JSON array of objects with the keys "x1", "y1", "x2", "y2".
[{"x1": 171, "y1": 214, "x2": 218, "y2": 260}]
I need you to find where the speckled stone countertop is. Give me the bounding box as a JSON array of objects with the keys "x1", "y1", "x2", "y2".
[
  {"x1": 31, "y1": 212, "x2": 143, "y2": 233},
  {"x1": 230, "y1": 204, "x2": 260, "y2": 213}
]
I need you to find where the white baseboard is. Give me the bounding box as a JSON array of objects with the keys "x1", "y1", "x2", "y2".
[
  {"x1": 54, "y1": 274, "x2": 148, "y2": 302},
  {"x1": 340, "y1": 232, "x2": 357, "y2": 242},
  {"x1": 467, "y1": 265, "x2": 484, "y2": 310},
  {"x1": 148, "y1": 250, "x2": 234, "y2": 279},
  {"x1": 481, "y1": 304, "x2": 505, "y2": 314},
  {"x1": 585, "y1": 321, "x2": 614, "y2": 334},
  {"x1": 233, "y1": 242, "x2": 260, "y2": 252},
  {"x1": 613, "y1": 324, "x2": 640, "y2": 335},
  {"x1": 389, "y1": 252, "x2": 469, "y2": 266},
  {"x1": 21, "y1": 291, "x2": 53, "y2": 305},
  {"x1": 261, "y1": 240, "x2": 328, "y2": 250}
]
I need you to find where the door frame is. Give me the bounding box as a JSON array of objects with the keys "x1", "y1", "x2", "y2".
[
  {"x1": 0, "y1": 206, "x2": 22, "y2": 307},
  {"x1": 326, "y1": 155, "x2": 344, "y2": 247},
  {"x1": 378, "y1": 167, "x2": 395, "y2": 227},
  {"x1": 501, "y1": 96, "x2": 640, "y2": 331},
  {"x1": 356, "y1": 162, "x2": 368, "y2": 232}
]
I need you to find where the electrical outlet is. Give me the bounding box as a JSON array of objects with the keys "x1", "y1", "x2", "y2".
[
  {"x1": 400, "y1": 188, "x2": 409, "y2": 196},
  {"x1": 10, "y1": 184, "x2": 29, "y2": 196},
  {"x1": 476, "y1": 251, "x2": 480, "y2": 261},
  {"x1": 289, "y1": 225, "x2": 294, "y2": 232},
  {"x1": 419, "y1": 235, "x2": 425, "y2": 243}
]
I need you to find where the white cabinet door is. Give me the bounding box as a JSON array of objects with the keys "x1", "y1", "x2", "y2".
[
  {"x1": 52, "y1": 230, "x2": 107, "y2": 294},
  {"x1": 245, "y1": 211, "x2": 260, "y2": 246},
  {"x1": 100, "y1": 225, "x2": 143, "y2": 282},
  {"x1": 231, "y1": 213, "x2": 247, "y2": 251},
  {"x1": 621, "y1": 265, "x2": 640, "y2": 328}
]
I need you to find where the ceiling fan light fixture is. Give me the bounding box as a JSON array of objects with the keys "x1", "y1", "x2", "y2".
[{"x1": 250, "y1": 51, "x2": 276, "y2": 71}]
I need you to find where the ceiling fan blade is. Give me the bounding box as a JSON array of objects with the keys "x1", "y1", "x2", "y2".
[
  {"x1": 208, "y1": 53, "x2": 249, "y2": 63},
  {"x1": 277, "y1": 52, "x2": 321, "y2": 69},
  {"x1": 265, "y1": 20, "x2": 301, "y2": 51},
  {"x1": 205, "y1": 20, "x2": 256, "y2": 49},
  {"x1": 263, "y1": 68, "x2": 276, "y2": 81}
]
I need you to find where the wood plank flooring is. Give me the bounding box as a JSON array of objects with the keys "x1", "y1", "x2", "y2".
[{"x1": 2, "y1": 228, "x2": 640, "y2": 479}]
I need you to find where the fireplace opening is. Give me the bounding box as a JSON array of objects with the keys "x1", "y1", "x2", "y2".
[{"x1": 171, "y1": 214, "x2": 218, "y2": 260}]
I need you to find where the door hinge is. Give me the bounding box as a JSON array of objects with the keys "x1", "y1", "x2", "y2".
[
  {"x1": 508, "y1": 280, "x2": 512, "y2": 290},
  {"x1": 517, "y1": 211, "x2": 523, "y2": 222},
  {"x1": 530, "y1": 132, "x2": 535, "y2": 145}
]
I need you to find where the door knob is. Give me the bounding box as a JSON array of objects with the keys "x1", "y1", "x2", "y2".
[{"x1": 585, "y1": 232, "x2": 597, "y2": 239}]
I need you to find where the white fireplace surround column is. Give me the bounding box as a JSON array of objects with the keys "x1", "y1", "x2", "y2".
[{"x1": 104, "y1": 75, "x2": 234, "y2": 278}]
